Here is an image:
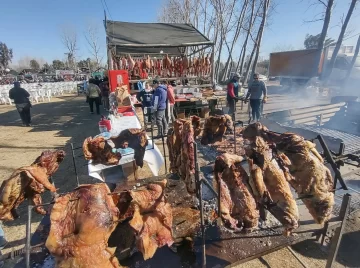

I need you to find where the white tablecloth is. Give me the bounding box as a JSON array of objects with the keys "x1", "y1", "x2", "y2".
[{"x1": 88, "y1": 114, "x2": 164, "y2": 181}]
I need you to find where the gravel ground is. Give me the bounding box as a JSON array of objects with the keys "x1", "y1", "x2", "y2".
[{"x1": 0, "y1": 94, "x2": 358, "y2": 267}]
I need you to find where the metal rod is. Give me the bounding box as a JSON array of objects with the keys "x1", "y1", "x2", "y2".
[
  {"x1": 317, "y1": 135, "x2": 347, "y2": 190},
  {"x1": 25, "y1": 203, "x2": 32, "y2": 268},
  {"x1": 199, "y1": 175, "x2": 206, "y2": 268},
  {"x1": 325, "y1": 194, "x2": 351, "y2": 268},
  {"x1": 233, "y1": 112, "x2": 236, "y2": 154},
  {"x1": 287, "y1": 246, "x2": 308, "y2": 268},
  {"x1": 193, "y1": 141, "x2": 200, "y2": 199},
  {"x1": 217, "y1": 174, "x2": 221, "y2": 220},
  {"x1": 70, "y1": 143, "x2": 80, "y2": 187},
  {"x1": 339, "y1": 142, "x2": 345, "y2": 155},
  {"x1": 161, "y1": 135, "x2": 167, "y2": 174}
]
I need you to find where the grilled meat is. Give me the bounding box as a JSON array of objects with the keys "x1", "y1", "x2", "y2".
[
  {"x1": 246, "y1": 137, "x2": 299, "y2": 235},
  {"x1": 242, "y1": 123, "x2": 334, "y2": 224},
  {"x1": 46, "y1": 184, "x2": 121, "y2": 268},
  {"x1": 0, "y1": 150, "x2": 64, "y2": 221},
  {"x1": 214, "y1": 154, "x2": 259, "y2": 231},
  {"x1": 191, "y1": 115, "x2": 202, "y2": 138},
  {"x1": 201, "y1": 115, "x2": 231, "y2": 145},
  {"x1": 270, "y1": 133, "x2": 334, "y2": 224},
  {"x1": 167, "y1": 120, "x2": 184, "y2": 173},
  {"x1": 179, "y1": 121, "x2": 196, "y2": 194},
  {"x1": 83, "y1": 136, "x2": 121, "y2": 165},
  {"x1": 110, "y1": 128, "x2": 148, "y2": 167}
]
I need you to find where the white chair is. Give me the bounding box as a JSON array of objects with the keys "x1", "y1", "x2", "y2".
[{"x1": 46, "y1": 89, "x2": 52, "y2": 102}]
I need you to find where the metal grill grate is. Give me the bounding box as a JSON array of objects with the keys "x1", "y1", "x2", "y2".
[{"x1": 291, "y1": 124, "x2": 360, "y2": 154}]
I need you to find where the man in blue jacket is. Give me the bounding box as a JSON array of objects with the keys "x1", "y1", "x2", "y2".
[{"x1": 152, "y1": 79, "x2": 168, "y2": 138}]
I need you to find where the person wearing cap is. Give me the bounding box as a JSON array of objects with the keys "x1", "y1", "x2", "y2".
[
  {"x1": 137, "y1": 82, "x2": 154, "y2": 124},
  {"x1": 226, "y1": 73, "x2": 242, "y2": 115},
  {"x1": 9, "y1": 81, "x2": 32, "y2": 126},
  {"x1": 244, "y1": 73, "x2": 267, "y2": 122},
  {"x1": 152, "y1": 78, "x2": 168, "y2": 138}
]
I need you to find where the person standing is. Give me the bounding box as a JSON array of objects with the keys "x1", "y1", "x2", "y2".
[
  {"x1": 9, "y1": 82, "x2": 32, "y2": 126},
  {"x1": 151, "y1": 79, "x2": 168, "y2": 138},
  {"x1": 244, "y1": 73, "x2": 267, "y2": 122},
  {"x1": 87, "y1": 79, "x2": 101, "y2": 115},
  {"x1": 167, "y1": 81, "x2": 176, "y2": 124},
  {"x1": 137, "y1": 83, "x2": 153, "y2": 124},
  {"x1": 226, "y1": 73, "x2": 241, "y2": 115},
  {"x1": 100, "y1": 77, "x2": 110, "y2": 111}
]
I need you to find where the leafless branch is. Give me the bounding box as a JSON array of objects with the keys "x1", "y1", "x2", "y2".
[{"x1": 84, "y1": 22, "x2": 103, "y2": 70}]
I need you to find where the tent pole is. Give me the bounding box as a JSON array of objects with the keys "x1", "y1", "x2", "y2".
[{"x1": 211, "y1": 46, "x2": 215, "y2": 88}]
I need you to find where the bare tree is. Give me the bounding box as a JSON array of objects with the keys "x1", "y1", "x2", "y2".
[
  {"x1": 84, "y1": 22, "x2": 104, "y2": 70},
  {"x1": 327, "y1": 0, "x2": 358, "y2": 77},
  {"x1": 312, "y1": 0, "x2": 334, "y2": 75},
  {"x1": 345, "y1": 35, "x2": 360, "y2": 81},
  {"x1": 236, "y1": 0, "x2": 258, "y2": 75},
  {"x1": 221, "y1": 0, "x2": 249, "y2": 81},
  {"x1": 60, "y1": 25, "x2": 78, "y2": 70}
]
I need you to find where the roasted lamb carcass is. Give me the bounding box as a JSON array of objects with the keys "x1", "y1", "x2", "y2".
[
  {"x1": 109, "y1": 128, "x2": 148, "y2": 167},
  {"x1": 191, "y1": 115, "x2": 202, "y2": 138},
  {"x1": 0, "y1": 166, "x2": 55, "y2": 220},
  {"x1": 242, "y1": 123, "x2": 335, "y2": 224},
  {"x1": 167, "y1": 120, "x2": 184, "y2": 173},
  {"x1": 214, "y1": 153, "x2": 259, "y2": 231},
  {"x1": 201, "y1": 115, "x2": 229, "y2": 145},
  {"x1": 269, "y1": 133, "x2": 334, "y2": 224},
  {"x1": 46, "y1": 184, "x2": 121, "y2": 268},
  {"x1": 83, "y1": 136, "x2": 121, "y2": 165},
  {"x1": 179, "y1": 121, "x2": 196, "y2": 194},
  {"x1": 114, "y1": 179, "x2": 174, "y2": 260},
  {"x1": 0, "y1": 150, "x2": 64, "y2": 221},
  {"x1": 245, "y1": 136, "x2": 299, "y2": 236},
  {"x1": 32, "y1": 150, "x2": 65, "y2": 175}
]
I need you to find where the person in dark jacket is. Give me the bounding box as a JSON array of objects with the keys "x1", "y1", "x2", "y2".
[
  {"x1": 227, "y1": 73, "x2": 241, "y2": 115},
  {"x1": 9, "y1": 82, "x2": 32, "y2": 126},
  {"x1": 151, "y1": 79, "x2": 168, "y2": 138},
  {"x1": 137, "y1": 83, "x2": 153, "y2": 124},
  {"x1": 244, "y1": 73, "x2": 267, "y2": 122}
]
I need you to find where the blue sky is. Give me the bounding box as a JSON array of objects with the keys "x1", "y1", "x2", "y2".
[{"x1": 1, "y1": 0, "x2": 360, "y2": 65}]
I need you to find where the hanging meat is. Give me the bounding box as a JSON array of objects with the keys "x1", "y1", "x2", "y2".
[
  {"x1": 0, "y1": 150, "x2": 65, "y2": 221},
  {"x1": 205, "y1": 54, "x2": 211, "y2": 75},
  {"x1": 201, "y1": 115, "x2": 233, "y2": 145},
  {"x1": 245, "y1": 136, "x2": 299, "y2": 236},
  {"x1": 167, "y1": 120, "x2": 184, "y2": 173},
  {"x1": 214, "y1": 154, "x2": 259, "y2": 231},
  {"x1": 191, "y1": 115, "x2": 201, "y2": 138},
  {"x1": 83, "y1": 136, "x2": 121, "y2": 165},
  {"x1": 179, "y1": 121, "x2": 196, "y2": 194},
  {"x1": 109, "y1": 128, "x2": 148, "y2": 168},
  {"x1": 182, "y1": 56, "x2": 189, "y2": 75},
  {"x1": 46, "y1": 184, "x2": 121, "y2": 268},
  {"x1": 121, "y1": 57, "x2": 127, "y2": 70},
  {"x1": 242, "y1": 123, "x2": 334, "y2": 224},
  {"x1": 127, "y1": 54, "x2": 135, "y2": 70}
]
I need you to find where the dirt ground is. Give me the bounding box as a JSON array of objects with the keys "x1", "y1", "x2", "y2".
[{"x1": 0, "y1": 94, "x2": 359, "y2": 267}]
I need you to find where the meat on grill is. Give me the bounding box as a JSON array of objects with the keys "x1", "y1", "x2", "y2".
[
  {"x1": 191, "y1": 115, "x2": 202, "y2": 138},
  {"x1": 269, "y1": 133, "x2": 334, "y2": 224},
  {"x1": 201, "y1": 115, "x2": 232, "y2": 145},
  {"x1": 109, "y1": 128, "x2": 148, "y2": 167},
  {"x1": 245, "y1": 136, "x2": 299, "y2": 235},
  {"x1": 46, "y1": 184, "x2": 121, "y2": 268},
  {"x1": 83, "y1": 136, "x2": 121, "y2": 165},
  {"x1": 242, "y1": 123, "x2": 334, "y2": 224},
  {"x1": 115, "y1": 179, "x2": 174, "y2": 260},
  {"x1": 167, "y1": 120, "x2": 184, "y2": 173},
  {"x1": 0, "y1": 150, "x2": 64, "y2": 221},
  {"x1": 179, "y1": 121, "x2": 196, "y2": 194},
  {"x1": 214, "y1": 153, "x2": 259, "y2": 231},
  {"x1": 32, "y1": 150, "x2": 66, "y2": 175}
]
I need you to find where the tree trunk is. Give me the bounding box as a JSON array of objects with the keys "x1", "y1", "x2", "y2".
[
  {"x1": 236, "y1": 0, "x2": 257, "y2": 76},
  {"x1": 221, "y1": 0, "x2": 249, "y2": 81},
  {"x1": 345, "y1": 35, "x2": 360, "y2": 81},
  {"x1": 250, "y1": 0, "x2": 270, "y2": 84},
  {"x1": 243, "y1": 29, "x2": 260, "y2": 85},
  {"x1": 327, "y1": 0, "x2": 357, "y2": 78},
  {"x1": 315, "y1": 0, "x2": 334, "y2": 78}
]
